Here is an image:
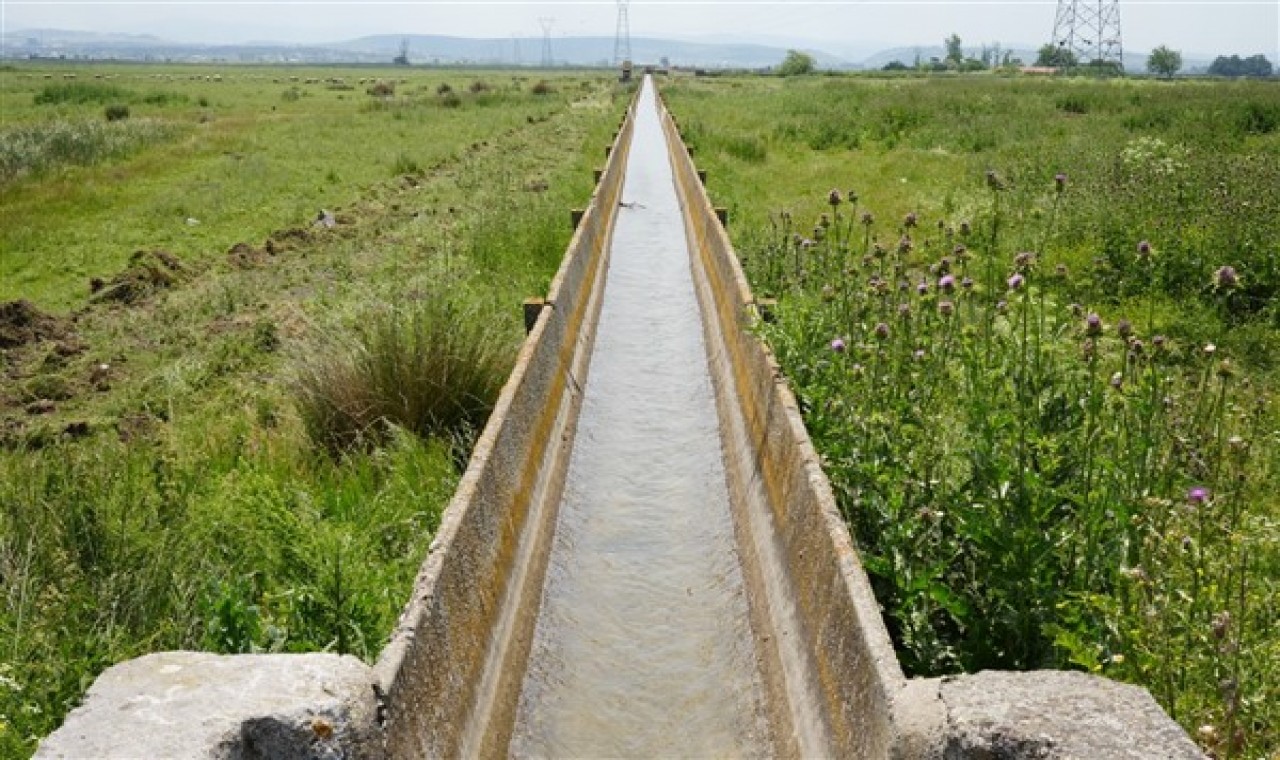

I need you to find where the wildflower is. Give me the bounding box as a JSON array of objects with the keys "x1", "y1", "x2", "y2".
[
  {"x1": 1013, "y1": 251, "x2": 1034, "y2": 271},
  {"x1": 939, "y1": 300, "x2": 954, "y2": 317},
  {"x1": 861, "y1": 211, "x2": 874, "y2": 226},
  {"x1": 1085, "y1": 312, "x2": 1103, "y2": 336},
  {"x1": 1217, "y1": 359, "x2": 1234, "y2": 378},
  {"x1": 1213, "y1": 265, "x2": 1239, "y2": 289},
  {"x1": 1128, "y1": 338, "x2": 1144, "y2": 356},
  {"x1": 904, "y1": 212, "x2": 918, "y2": 228},
  {"x1": 898, "y1": 236, "x2": 913, "y2": 255},
  {"x1": 1152, "y1": 334, "x2": 1167, "y2": 350},
  {"x1": 938, "y1": 256, "x2": 952, "y2": 274},
  {"x1": 819, "y1": 214, "x2": 831, "y2": 229},
  {"x1": 1081, "y1": 338, "x2": 1096, "y2": 360},
  {"x1": 1137, "y1": 240, "x2": 1152, "y2": 259},
  {"x1": 850, "y1": 363, "x2": 864, "y2": 376},
  {"x1": 985, "y1": 170, "x2": 1006, "y2": 191},
  {"x1": 827, "y1": 188, "x2": 842, "y2": 207},
  {"x1": 1007, "y1": 273, "x2": 1025, "y2": 290},
  {"x1": 1117, "y1": 318, "x2": 1133, "y2": 338},
  {"x1": 821, "y1": 285, "x2": 836, "y2": 302},
  {"x1": 873, "y1": 241, "x2": 886, "y2": 258},
  {"x1": 1054, "y1": 172, "x2": 1067, "y2": 192},
  {"x1": 996, "y1": 300, "x2": 1008, "y2": 314},
  {"x1": 1203, "y1": 342, "x2": 1216, "y2": 355},
  {"x1": 813, "y1": 225, "x2": 825, "y2": 241},
  {"x1": 897, "y1": 303, "x2": 911, "y2": 319},
  {"x1": 1070, "y1": 303, "x2": 1084, "y2": 318},
  {"x1": 917, "y1": 281, "x2": 929, "y2": 296},
  {"x1": 847, "y1": 189, "x2": 859, "y2": 205},
  {"x1": 961, "y1": 276, "x2": 974, "y2": 291},
  {"x1": 800, "y1": 238, "x2": 816, "y2": 250},
  {"x1": 874, "y1": 322, "x2": 890, "y2": 339},
  {"x1": 959, "y1": 220, "x2": 972, "y2": 236},
  {"x1": 1181, "y1": 535, "x2": 1193, "y2": 551},
  {"x1": 939, "y1": 274, "x2": 956, "y2": 293},
  {"x1": 1055, "y1": 263, "x2": 1069, "y2": 277},
  {"x1": 953, "y1": 243, "x2": 968, "y2": 259},
  {"x1": 830, "y1": 337, "x2": 847, "y2": 353},
  {"x1": 1187, "y1": 486, "x2": 1210, "y2": 505},
  {"x1": 1110, "y1": 372, "x2": 1124, "y2": 390},
  {"x1": 1211, "y1": 611, "x2": 1231, "y2": 640}
]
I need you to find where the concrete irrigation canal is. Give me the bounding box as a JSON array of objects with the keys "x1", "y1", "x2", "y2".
[{"x1": 39, "y1": 76, "x2": 1202, "y2": 759}]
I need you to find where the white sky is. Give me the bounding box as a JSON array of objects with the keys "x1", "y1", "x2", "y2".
[{"x1": 3, "y1": 0, "x2": 1278, "y2": 59}]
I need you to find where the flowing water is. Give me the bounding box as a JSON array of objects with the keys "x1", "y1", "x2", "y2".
[{"x1": 507, "y1": 78, "x2": 774, "y2": 757}]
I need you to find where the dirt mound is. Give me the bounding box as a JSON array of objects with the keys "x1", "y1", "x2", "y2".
[
  {"x1": 0, "y1": 300, "x2": 68, "y2": 349},
  {"x1": 91, "y1": 249, "x2": 186, "y2": 305},
  {"x1": 264, "y1": 227, "x2": 311, "y2": 255},
  {"x1": 227, "y1": 241, "x2": 268, "y2": 268}
]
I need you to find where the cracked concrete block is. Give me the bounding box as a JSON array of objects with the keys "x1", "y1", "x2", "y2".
[
  {"x1": 938, "y1": 670, "x2": 1204, "y2": 759},
  {"x1": 35, "y1": 651, "x2": 384, "y2": 760}
]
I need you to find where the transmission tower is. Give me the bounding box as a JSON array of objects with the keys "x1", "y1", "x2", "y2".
[
  {"x1": 539, "y1": 17, "x2": 555, "y2": 68},
  {"x1": 1051, "y1": 0, "x2": 1124, "y2": 70},
  {"x1": 613, "y1": 0, "x2": 632, "y2": 66}
]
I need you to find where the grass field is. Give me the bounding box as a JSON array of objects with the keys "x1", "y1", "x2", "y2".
[
  {"x1": 664, "y1": 73, "x2": 1279, "y2": 759},
  {"x1": 0, "y1": 63, "x2": 625, "y2": 756}
]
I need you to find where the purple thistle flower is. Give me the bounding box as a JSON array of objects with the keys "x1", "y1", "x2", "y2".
[
  {"x1": 897, "y1": 303, "x2": 912, "y2": 318},
  {"x1": 1055, "y1": 172, "x2": 1068, "y2": 192},
  {"x1": 939, "y1": 300, "x2": 955, "y2": 317},
  {"x1": 1187, "y1": 486, "x2": 1210, "y2": 505},
  {"x1": 847, "y1": 189, "x2": 859, "y2": 205},
  {"x1": 997, "y1": 300, "x2": 1008, "y2": 313},
  {"x1": 1117, "y1": 318, "x2": 1133, "y2": 338},
  {"x1": 1014, "y1": 251, "x2": 1034, "y2": 270},
  {"x1": 861, "y1": 211, "x2": 875, "y2": 226},
  {"x1": 830, "y1": 337, "x2": 847, "y2": 353},
  {"x1": 939, "y1": 274, "x2": 956, "y2": 293},
  {"x1": 904, "y1": 212, "x2": 918, "y2": 228},
  {"x1": 874, "y1": 322, "x2": 890, "y2": 339},
  {"x1": 938, "y1": 256, "x2": 952, "y2": 274},
  {"x1": 961, "y1": 276, "x2": 974, "y2": 291},
  {"x1": 917, "y1": 281, "x2": 929, "y2": 295},
  {"x1": 1152, "y1": 334, "x2": 1167, "y2": 350},
  {"x1": 898, "y1": 235, "x2": 913, "y2": 254},
  {"x1": 959, "y1": 220, "x2": 972, "y2": 236},
  {"x1": 1085, "y1": 312, "x2": 1103, "y2": 336},
  {"x1": 953, "y1": 244, "x2": 968, "y2": 258},
  {"x1": 1007, "y1": 273, "x2": 1025, "y2": 290},
  {"x1": 1214, "y1": 265, "x2": 1239, "y2": 289},
  {"x1": 828, "y1": 188, "x2": 842, "y2": 206},
  {"x1": 1137, "y1": 240, "x2": 1152, "y2": 259},
  {"x1": 1055, "y1": 263, "x2": 1069, "y2": 277}
]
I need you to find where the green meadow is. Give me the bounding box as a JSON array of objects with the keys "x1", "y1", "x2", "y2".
[{"x1": 0, "y1": 63, "x2": 625, "y2": 756}]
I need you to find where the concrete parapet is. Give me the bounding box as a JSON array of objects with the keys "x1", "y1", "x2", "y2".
[{"x1": 35, "y1": 652, "x2": 383, "y2": 760}]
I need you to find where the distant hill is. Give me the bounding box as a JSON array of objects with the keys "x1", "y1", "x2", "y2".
[{"x1": 0, "y1": 28, "x2": 850, "y2": 69}]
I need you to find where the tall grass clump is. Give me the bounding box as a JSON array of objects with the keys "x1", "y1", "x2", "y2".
[
  {"x1": 0, "y1": 119, "x2": 185, "y2": 185},
  {"x1": 33, "y1": 81, "x2": 131, "y2": 106},
  {"x1": 743, "y1": 181, "x2": 1276, "y2": 757},
  {"x1": 293, "y1": 296, "x2": 515, "y2": 455}
]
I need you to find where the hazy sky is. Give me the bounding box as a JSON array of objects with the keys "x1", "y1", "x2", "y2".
[{"x1": 4, "y1": 0, "x2": 1278, "y2": 58}]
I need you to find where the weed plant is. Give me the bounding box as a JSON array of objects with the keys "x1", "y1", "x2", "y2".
[{"x1": 0, "y1": 119, "x2": 186, "y2": 185}]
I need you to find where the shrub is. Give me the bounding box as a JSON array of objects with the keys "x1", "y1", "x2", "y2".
[
  {"x1": 531, "y1": 80, "x2": 554, "y2": 96},
  {"x1": 104, "y1": 104, "x2": 130, "y2": 122},
  {"x1": 292, "y1": 297, "x2": 514, "y2": 454}
]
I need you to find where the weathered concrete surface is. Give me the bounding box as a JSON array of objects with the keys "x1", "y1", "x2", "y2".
[
  {"x1": 35, "y1": 651, "x2": 383, "y2": 760},
  {"x1": 931, "y1": 670, "x2": 1205, "y2": 759}
]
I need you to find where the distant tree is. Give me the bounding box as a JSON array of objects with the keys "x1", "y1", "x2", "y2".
[
  {"x1": 1147, "y1": 45, "x2": 1182, "y2": 78},
  {"x1": 1208, "y1": 54, "x2": 1274, "y2": 77},
  {"x1": 882, "y1": 60, "x2": 909, "y2": 71},
  {"x1": 944, "y1": 34, "x2": 964, "y2": 65},
  {"x1": 1036, "y1": 43, "x2": 1078, "y2": 69},
  {"x1": 778, "y1": 49, "x2": 816, "y2": 76}
]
